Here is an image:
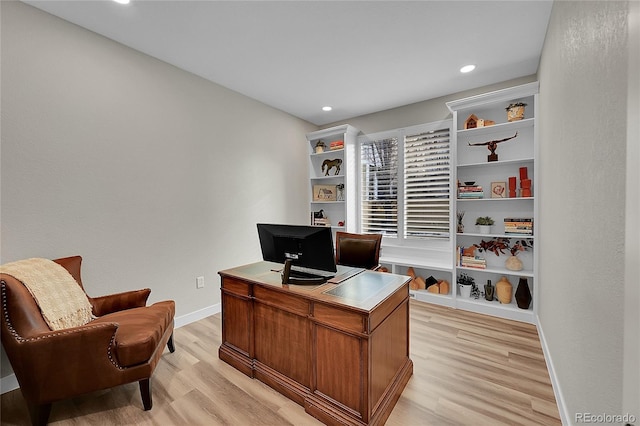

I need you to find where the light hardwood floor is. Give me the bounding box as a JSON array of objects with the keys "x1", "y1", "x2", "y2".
[{"x1": 1, "y1": 300, "x2": 561, "y2": 425}]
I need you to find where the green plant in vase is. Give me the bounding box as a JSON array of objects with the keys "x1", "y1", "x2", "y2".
[{"x1": 475, "y1": 216, "x2": 494, "y2": 234}]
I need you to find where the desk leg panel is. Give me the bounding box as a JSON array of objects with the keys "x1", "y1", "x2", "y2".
[
  {"x1": 254, "y1": 301, "x2": 312, "y2": 388},
  {"x1": 370, "y1": 299, "x2": 410, "y2": 412}
]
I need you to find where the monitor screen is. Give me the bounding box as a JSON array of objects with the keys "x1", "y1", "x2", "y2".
[{"x1": 257, "y1": 223, "x2": 337, "y2": 284}]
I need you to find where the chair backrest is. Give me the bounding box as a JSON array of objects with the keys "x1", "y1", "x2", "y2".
[{"x1": 335, "y1": 232, "x2": 382, "y2": 270}]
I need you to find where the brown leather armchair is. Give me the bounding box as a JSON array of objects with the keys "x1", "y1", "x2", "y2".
[
  {"x1": 335, "y1": 231, "x2": 383, "y2": 270},
  {"x1": 0, "y1": 256, "x2": 175, "y2": 425}
]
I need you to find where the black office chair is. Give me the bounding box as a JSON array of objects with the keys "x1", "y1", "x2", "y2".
[{"x1": 335, "y1": 232, "x2": 382, "y2": 270}]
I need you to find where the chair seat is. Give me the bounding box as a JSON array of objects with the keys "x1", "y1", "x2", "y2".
[{"x1": 92, "y1": 300, "x2": 175, "y2": 367}]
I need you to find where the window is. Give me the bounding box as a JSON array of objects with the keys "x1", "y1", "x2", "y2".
[{"x1": 359, "y1": 120, "x2": 452, "y2": 241}]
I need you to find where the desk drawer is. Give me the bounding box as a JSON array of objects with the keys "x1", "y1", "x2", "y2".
[
  {"x1": 222, "y1": 277, "x2": 251, "y2": 297},
  {"x1": 313, "y1": 303, "x2": 365, "y2": 334},
  {"x1": 254, "y1": 285, "x2": 309, "y2": 316}
]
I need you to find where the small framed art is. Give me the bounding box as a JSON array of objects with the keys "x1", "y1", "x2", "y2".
[
  {"x1": 313, "y1": 185, "x2": 337, "y2": 201},
  {"x1": 491, "y1": 181, "x2": 506, "y2": 198}
]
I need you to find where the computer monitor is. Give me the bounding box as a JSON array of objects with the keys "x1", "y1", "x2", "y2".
[{"x1": 257, "y1": 223, "x2": 337, "y2": 284}]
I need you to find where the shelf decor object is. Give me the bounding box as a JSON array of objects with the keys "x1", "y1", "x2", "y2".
[
  {"x1": 491, "y1": 181, "x2": 506, "y2": 198},
  {"x1": 496, "y1": 276, "x2": 513, "y2": 304},
  {"x1": 475, "y1": 216, "x2": 494, "y2": 234},
  {"x1": 321, "y1": 158, "x2": 342, "y2": 175},
  {"x1": 506, "y1": 102, "x2": 527, "y2": 122},
  {"x1": 457, "y1": 273, "x2": 475, "y2": 298},
  {"x1": 468, "y1": 132, "x2": 518, "y2": 162},
  {"x1": 484, "y1": 279, "x2": 494, "y2": 301},
  {"x1": 313, "y1": 184, "x2": 337, "y2": 201},
  {"x1": 457, "y1": 211, "x2": 465, "y2": 233},
  {"x1": 515, "y1": 277, "x2": 532, "y2": 309}
]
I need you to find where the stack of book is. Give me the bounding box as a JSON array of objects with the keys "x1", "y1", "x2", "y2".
[
  {"x1": 504, "y1": 218, "x2": 533, "y2": 235},
  {"x1": 312, "y1": 217, "x2": 331, "y2": 227},
  {"x1": 458, "y1": 185, "x2": 484, "y2": 199},
  {"x1": 458, "y1": 247, "x2": 487, "y2": 269},
  {"x1": 461, "y1": 255, "x2": 487, "y2": 269}
]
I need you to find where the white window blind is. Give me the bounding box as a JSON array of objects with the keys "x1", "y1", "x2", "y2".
[
  {"x1": 358, "y1": 120, "x2": 452, "y2": 241},
  {"x1": 404, "y1": 128, "x2": 451, "y2": 239},
  {"x1": 360, "y1": 137, "x2": 399, "y2": 235}
]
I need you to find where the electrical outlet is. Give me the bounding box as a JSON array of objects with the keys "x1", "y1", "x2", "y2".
[{"x1": 196, "y1": 276, "x2": 205, "y2": 289}]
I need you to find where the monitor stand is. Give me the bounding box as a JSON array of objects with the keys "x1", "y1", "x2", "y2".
[{"x1": 281, "y1": 260, "x2": 328, "y2": 285}]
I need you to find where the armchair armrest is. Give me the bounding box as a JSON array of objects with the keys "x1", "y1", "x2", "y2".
[
  {"x1": 90, "y1": 288, "x2": 151, "y2": 317},
  {"x1": 9, "y1": 322, "x2": 122, "y2": 404}
]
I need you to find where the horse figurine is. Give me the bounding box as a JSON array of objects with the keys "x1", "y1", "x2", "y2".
[{"x1": 321, "y1": 158, "x2": 342, "y2": 175}]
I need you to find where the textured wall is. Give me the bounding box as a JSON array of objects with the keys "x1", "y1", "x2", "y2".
[
  {"x1": 537, "y1": 1, "x2": 628, "y2": 422},
  {"x1": 1, "y1": 2, "x2": 315, "y2": 379}
]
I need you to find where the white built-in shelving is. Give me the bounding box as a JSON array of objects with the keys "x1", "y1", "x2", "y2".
[
  {"x1": 306, "y1": 125, "x2": 359, "y2": 234},
  {"x1": 446, "y1": 81, "x2": 539, "y2": 324}
]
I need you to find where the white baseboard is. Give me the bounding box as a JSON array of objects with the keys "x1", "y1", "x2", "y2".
[
  {"x1": 174, "y1": 303, "x2": 220, "y2": 329},
  {"x1": 0, "y1": 303, "x2": 221, "y2": 395},
  {"x1": 537, "y1": 315, "x2": 571, "y2": 426}
]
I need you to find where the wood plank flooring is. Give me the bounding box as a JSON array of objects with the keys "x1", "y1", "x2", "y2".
[{"x1": 1, "y1": 300, "x2": 560, "y2": 425}]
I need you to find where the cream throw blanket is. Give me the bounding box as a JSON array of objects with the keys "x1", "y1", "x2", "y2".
[{"x1": 0, "y1": 258, "x2": 94, "y2": 330}]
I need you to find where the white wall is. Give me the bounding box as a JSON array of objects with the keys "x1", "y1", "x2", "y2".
[
  {"x1": 1, "y1": 1, "x2": 316, "y2": 380},
  {"x1": 537, "y1": 1, "x2": 630, "y2": 423},
  {"x1": 624, "y1": 0, "x2": 639, "y2": 419},
  {"x1": 324, "y1": 76, "x2": 537, "y2": 135}
]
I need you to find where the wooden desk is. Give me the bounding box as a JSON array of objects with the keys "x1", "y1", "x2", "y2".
[{"x1": 218, "y1": 261, "x2": 413, "y2": 426}]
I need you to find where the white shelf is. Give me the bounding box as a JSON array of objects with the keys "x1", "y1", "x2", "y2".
[
  {"x1": 311, "y1": 175, "x2": 344, "y2": 181},
  {"x1": 310, "y1": 148, "x2": 344, "y2": 157},
  {"x1": 457, "y1": 117, "x2": 534, "y2": 137},
  {"x1": 458, "y1": 157, "x2": 534, "y2": 168},
  {"x1": 457, "y1": 197, "x2": 534, "y2": 202},
  {"x1": 380, "y1": 255, "x2": 452, "y2": 272},
  {"x1": 455, "y1": 297, "x2": 534, "y2": 323},
  {"x1": 457, "y1": 232, "x2": 534, "y2": 239},
  {"x1": 456, "y1": 265, "x2": 534, "y2": 277},
  {"x1": 410, "y1": 290, "x2": 456, "y2": 307}
]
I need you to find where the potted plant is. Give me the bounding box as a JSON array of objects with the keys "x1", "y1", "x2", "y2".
[
  {"x1": 506, "y1": 102, "x2": 527, "y2": 122},
  {"x1": 475, "y1": 216, "x2": 494, "y2": 234},
  {"x1": 457, "y1": 273, "x2": 475, "y2": 298}
]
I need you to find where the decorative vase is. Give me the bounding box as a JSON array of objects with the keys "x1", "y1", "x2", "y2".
[
  {"x1": 459, "y1": 284, "x2": 472, "y2": 298},
  {"x1": 496, "y1": 276, "x2": 512, "y2": 304},
  {"x1": 505, "y1": 255, "x2": 523, "y2": 271},
  {"x1": 484, "y1": 280, "x2": 494, "y2": 301},
  {"x1": 477, "y1": 225, "x2": 492, "y2": 234},
  {"x1": 515, "y1": 277, "x2": 532, "y2": 309}
]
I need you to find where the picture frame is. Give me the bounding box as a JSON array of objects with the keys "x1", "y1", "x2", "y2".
[
  {"x1": 490, "y1": 181, "x2": 506, "y2": 198},
  {"x1": 313, "y1": 184, "x2": 337, "y2": 202}
]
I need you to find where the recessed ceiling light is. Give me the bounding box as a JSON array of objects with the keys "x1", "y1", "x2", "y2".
[
  {"x1": 113, "y1": 0, "x2": 130, "y2": 4},
  {"x1": 322, "y1": 106, "x2": 333, "y2": 112},
  {"x1": 460, "y1": 64, "x2": 476, "y2": 73}
]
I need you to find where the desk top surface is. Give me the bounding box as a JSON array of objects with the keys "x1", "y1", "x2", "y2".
[{"x1": 219, "y1": 261, "x2": 411, "y2": 312}]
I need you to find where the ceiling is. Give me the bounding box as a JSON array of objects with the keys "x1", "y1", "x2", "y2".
[{"x1": 24, "y1": 0, "x2": 553, "y2": 126}]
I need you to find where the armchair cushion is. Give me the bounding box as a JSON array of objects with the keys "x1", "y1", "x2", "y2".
[{"x1": 92, "y1": 300, "x2": 175, "y2": 367}]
